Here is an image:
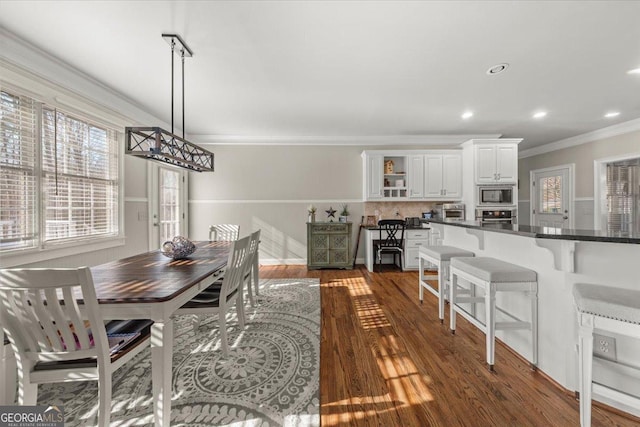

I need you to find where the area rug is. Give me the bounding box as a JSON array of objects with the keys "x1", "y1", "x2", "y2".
[{"x1": 37, "y1": 278, "x2": 320, "y2": 426}]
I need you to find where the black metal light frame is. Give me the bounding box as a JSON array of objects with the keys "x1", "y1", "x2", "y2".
[
  {"x1": 125, "y1": 126, "x2": 214, "y2": 172},
  {"x1": 125, "y1": 34, "x2": 215, "y2": 172}
]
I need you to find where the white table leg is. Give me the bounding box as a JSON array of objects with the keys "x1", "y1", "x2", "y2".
[{"x1": 151, "y1": 320, "x2": 174, "y2": 426}]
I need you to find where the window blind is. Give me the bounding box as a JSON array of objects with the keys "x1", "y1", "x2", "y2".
[
  {"x1": 0, "y1": 90, "x2": 37, "y2": 250},
  {"x1": 606, "y1": 161, "x2": 639, "y2": 233},
  {"x1": 41, "y1": 108, "x2": 119, "y2": 243}
]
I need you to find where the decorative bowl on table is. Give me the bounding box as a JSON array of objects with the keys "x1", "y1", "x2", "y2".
[{"x1": 161, "y1": 236, "x2": 196, "y2": 260}]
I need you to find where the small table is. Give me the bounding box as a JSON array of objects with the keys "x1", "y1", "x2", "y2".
[{"x1": 90, "y1": 241, "x2": 230, "y2": 426}]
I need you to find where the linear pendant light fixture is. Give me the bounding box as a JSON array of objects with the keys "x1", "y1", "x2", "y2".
[{"x1": 125, "y1": 34, "x2": 214, "y2": 172}]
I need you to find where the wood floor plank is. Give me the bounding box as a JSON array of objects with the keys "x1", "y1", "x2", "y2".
[{"x1": 259, "y1": 265, "x2": 640, "y2": 426}]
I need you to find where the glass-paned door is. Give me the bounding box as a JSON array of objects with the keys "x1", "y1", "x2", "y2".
[
  {"x1": 159, "y1": 167, "x2": 181, "y2": 243},
  {"x1": 532, "y1": 166, "x2": 572, "y2": 228},
  {"x1": 149, "y1": 164, "x2": 187, "y2": 249}
]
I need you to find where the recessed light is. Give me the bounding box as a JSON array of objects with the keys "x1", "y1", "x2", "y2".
[
  {"x1": 461, "y1": 111, "x2": 474, "y2": 119},
  {"x1": 627, "y1": 68, "x2": 640, "y2": 75},
  {"x1": 533, "y1": 111, "x2": 547, "y2": 119},
  {"x1": 486, "y1": 63, "x2": 509, "y2": 75},
  {"x1": 604, "y1": 111, "x2": 620, "y2": 118}
]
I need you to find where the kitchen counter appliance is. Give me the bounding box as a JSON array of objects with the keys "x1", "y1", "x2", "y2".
[
  {"x1": 476, "y1": 208, "x2": 517, "y2": 224},
  {"x1": 439, "y1": 203, "x2": 465, "y2": 221},
  {"x1": 477, "y1": 185, "x2": 515, "y2": 206}
]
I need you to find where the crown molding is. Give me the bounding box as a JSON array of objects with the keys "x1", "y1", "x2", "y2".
[
  {"x1": 0, "y1": 28, "x2": 169, "y2": 130},
  {"x1": 519, "y1": 117, "x2": 640, "y2": 159},
  {"x1": 191, "y1": 134, "x2": 502, "y2": 146}
]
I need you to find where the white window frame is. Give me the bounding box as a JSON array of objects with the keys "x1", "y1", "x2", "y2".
[{"x1": 0, "y1": 85, "x2": 125, "y2": 268}]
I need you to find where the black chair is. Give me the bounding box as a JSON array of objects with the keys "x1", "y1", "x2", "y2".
[{"x1": 374, "y1": 219, "x2": 406, "y2": 272}]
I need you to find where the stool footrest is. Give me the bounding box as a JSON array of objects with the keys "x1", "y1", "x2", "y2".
[
  {"x1": 495, "y1": 321, "x2": 531, "y2": 330},
  {"x1": 455, "y1": 296, "x2": 484, "y2": 304},
  {"x1": 419, "y1": 280, "x2": 440, "y2": 298}
]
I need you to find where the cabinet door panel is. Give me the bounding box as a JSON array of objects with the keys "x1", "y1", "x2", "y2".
[
  {"x1": 442, "y1": 154, "x2": 462, "y2": 198},
  {"x1": 495, "y1": 145, "x2": 517, "y2": 182},
  {"x1": 476, "y1": 145, "x2": 497, "y2": 183},
  {"x1": 404, "y1": 248, "x2": 421, "y2": 269},
  {"x1": 424, "y1": 155, "x2": 444, "y2": 197},
  {"x1": 367, "y1": 155, "x2": 384, "y2": 199},
  {"x1": 408, "y1": 155, "x2": 425, "y2": 199}
]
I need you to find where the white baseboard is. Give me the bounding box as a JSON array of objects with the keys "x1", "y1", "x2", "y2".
[
  {"x1": 260, "y1": 258, "x2": 306, "y2": 266},
  {"x1": 593, "y1": 383, "x2": 640, "y2": 418},
  {"x1": 259, "y1": 257, "x2": 365, "y2": 266}
]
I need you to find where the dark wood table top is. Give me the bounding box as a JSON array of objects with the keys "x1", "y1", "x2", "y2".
[{"x1": 90, "y1": 241, "x2": 230, "y2": 304}]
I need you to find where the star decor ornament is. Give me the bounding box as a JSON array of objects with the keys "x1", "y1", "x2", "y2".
[{"x1": 325, "y1": 207, "x2": 336, "y2": 218}]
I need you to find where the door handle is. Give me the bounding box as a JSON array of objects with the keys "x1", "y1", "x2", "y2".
[{"x1": 562, "y1": 216, "x2": 568, "y2": 220}]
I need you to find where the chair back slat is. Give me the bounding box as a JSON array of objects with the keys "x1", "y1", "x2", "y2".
[
  {"x1": 243, "y1": 230, "x2": 261, "y2": 279},
  {"x1": 62, "y1": 287, "x2": 92, "y2": 350},
  {"x1": 209, "y1": 224, "x2": 240, "y2": 241},
  {"x1": 220, "y1": 235, "x2": 251, "y2": 301},
  {"x1": 0, "y1": 268, "x2": 106, "y2": 363}
]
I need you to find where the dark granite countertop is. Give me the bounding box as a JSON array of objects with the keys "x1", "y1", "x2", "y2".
[
  {"x1": 428, "y1": 219, "x2": 640, "y2": 244},
  {"x1": 363, "y1": 224, "x2": 430, "y2": 231}
]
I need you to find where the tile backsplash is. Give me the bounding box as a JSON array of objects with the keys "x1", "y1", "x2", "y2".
[{"x1": 364, "y1": 201, "x2": 438, "y2": 221}]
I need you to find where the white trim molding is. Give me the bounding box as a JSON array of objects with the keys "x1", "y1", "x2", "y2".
[
  {"x1": 189, "y1": 199, "x2": 364, "y2": 204},
  {"x1": 125, "y1": 197, "x2": 148, "y2": 203},
  {"x1": 519, "y1": 118, "x2": 640, "y2": 159},
  {"x1": 191, "y1": 134, "x2": 502, "y2": 147}
]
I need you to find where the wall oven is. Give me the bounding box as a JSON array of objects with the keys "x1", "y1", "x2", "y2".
[
  {"x1": 477, "y1": 185, "x2": 515, "y2": 206},
  {"x1": 475, "y1": 208, "x2": 517, "y2": 224}
]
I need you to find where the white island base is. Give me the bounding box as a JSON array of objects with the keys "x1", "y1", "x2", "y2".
[{"x1": 430, "y1": 221, "x2": 640, "y2": 418}]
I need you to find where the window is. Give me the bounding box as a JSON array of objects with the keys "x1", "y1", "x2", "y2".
[
  {"x1": 0, "y1": 88, "x2": 120, "y2": 254},
  {"x1": 0, "y1": 91, "x2": 37, "y2": 250},
  {"x1": 541, "y1": 175, "x2": 562, "y2": 213}
]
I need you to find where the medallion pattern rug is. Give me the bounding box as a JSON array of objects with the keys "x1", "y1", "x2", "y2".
[{"x1": 38, "y1": 278, "x2": 320, "y2": 426}]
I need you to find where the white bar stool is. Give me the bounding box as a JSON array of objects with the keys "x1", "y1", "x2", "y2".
[
  {"x1": 573, "y1": 283, "x2": 640, "y2": 427},
  {"x1": 450, "y1": 257, "x2": 538, "y2": 370},
  {"x1": 418, "y1": 246, "x2": 474, "y2": 322}
]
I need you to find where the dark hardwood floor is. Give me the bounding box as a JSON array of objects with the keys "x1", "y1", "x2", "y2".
[{"x1": 260, "y1": 264, "x2": 640, "y2": 427}]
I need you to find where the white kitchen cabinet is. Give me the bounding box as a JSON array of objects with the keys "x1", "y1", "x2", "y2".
[
  {"x1": 424, "y1": 153, "x2": 462, "y2": 199},
  {"x1": 362, "y1": 152, "x2": 410, "y2": 201},
  {"x1": 475, "y1": 143, "x2": 518, "y2": 183},
  {"x1": 404, "y1": 228, "x2": 431, "y2": 270},
  {"x1": 364, "y1": 154, "x2": 383, "y2": 200},
  {"x1": 408, "y1": 155, "x2": 424, "y2": 199},
  {"x1": 362, "y1": 150, "x2": 462, "y2": 201}
]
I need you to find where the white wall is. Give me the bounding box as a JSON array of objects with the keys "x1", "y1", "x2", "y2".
[
  {"x1": 189, "y1": 144, "x2": 365, "y2": 264},
  {"x1": 518, "y1": 129, "x2": 640, "y2": 226}
]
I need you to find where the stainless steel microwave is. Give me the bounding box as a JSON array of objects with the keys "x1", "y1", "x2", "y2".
[{"x1": 477, "y1": 185, "x2": 514, "y2": 206}]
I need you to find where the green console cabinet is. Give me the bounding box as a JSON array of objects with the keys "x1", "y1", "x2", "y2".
[{"x1": 307, "y1": 222, "x2": 353, "y2": 269}]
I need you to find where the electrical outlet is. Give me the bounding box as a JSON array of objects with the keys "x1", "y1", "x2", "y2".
[{"x1": 593, "y1": 333, "x2": 617, "y2": 361}]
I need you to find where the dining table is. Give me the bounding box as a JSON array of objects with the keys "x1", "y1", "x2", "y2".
[{"x1": 90, "y1": 240, "x2": 231, "y2": 426}]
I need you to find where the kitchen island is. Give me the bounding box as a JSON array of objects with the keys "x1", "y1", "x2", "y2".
[{"x1": 428, "y1": 219, "x2": 640, "y2": 417}]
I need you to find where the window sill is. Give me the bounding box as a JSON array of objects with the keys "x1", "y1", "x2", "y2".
[{"x1": 0, "y1": 237, "x2": 126, "y2": 268}]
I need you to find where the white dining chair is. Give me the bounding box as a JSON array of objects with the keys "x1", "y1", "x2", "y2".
[
  {"x1": 209, "y1": 224, "x2": 240, "y2": 241},
  {"x1": 176, "y1": 235, "x2": 251, "y2": 356},
  {"x1": 244, "y1": 229, "x2": 261, "y2": 307},
  {"x1": 0, "y1": 267, "x2": 153, "y2": 427}
]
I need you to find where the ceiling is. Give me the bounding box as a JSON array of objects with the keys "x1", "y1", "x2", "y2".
[{"x1": 1, "y1": 1, "x2": 640, "y2": 151}]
